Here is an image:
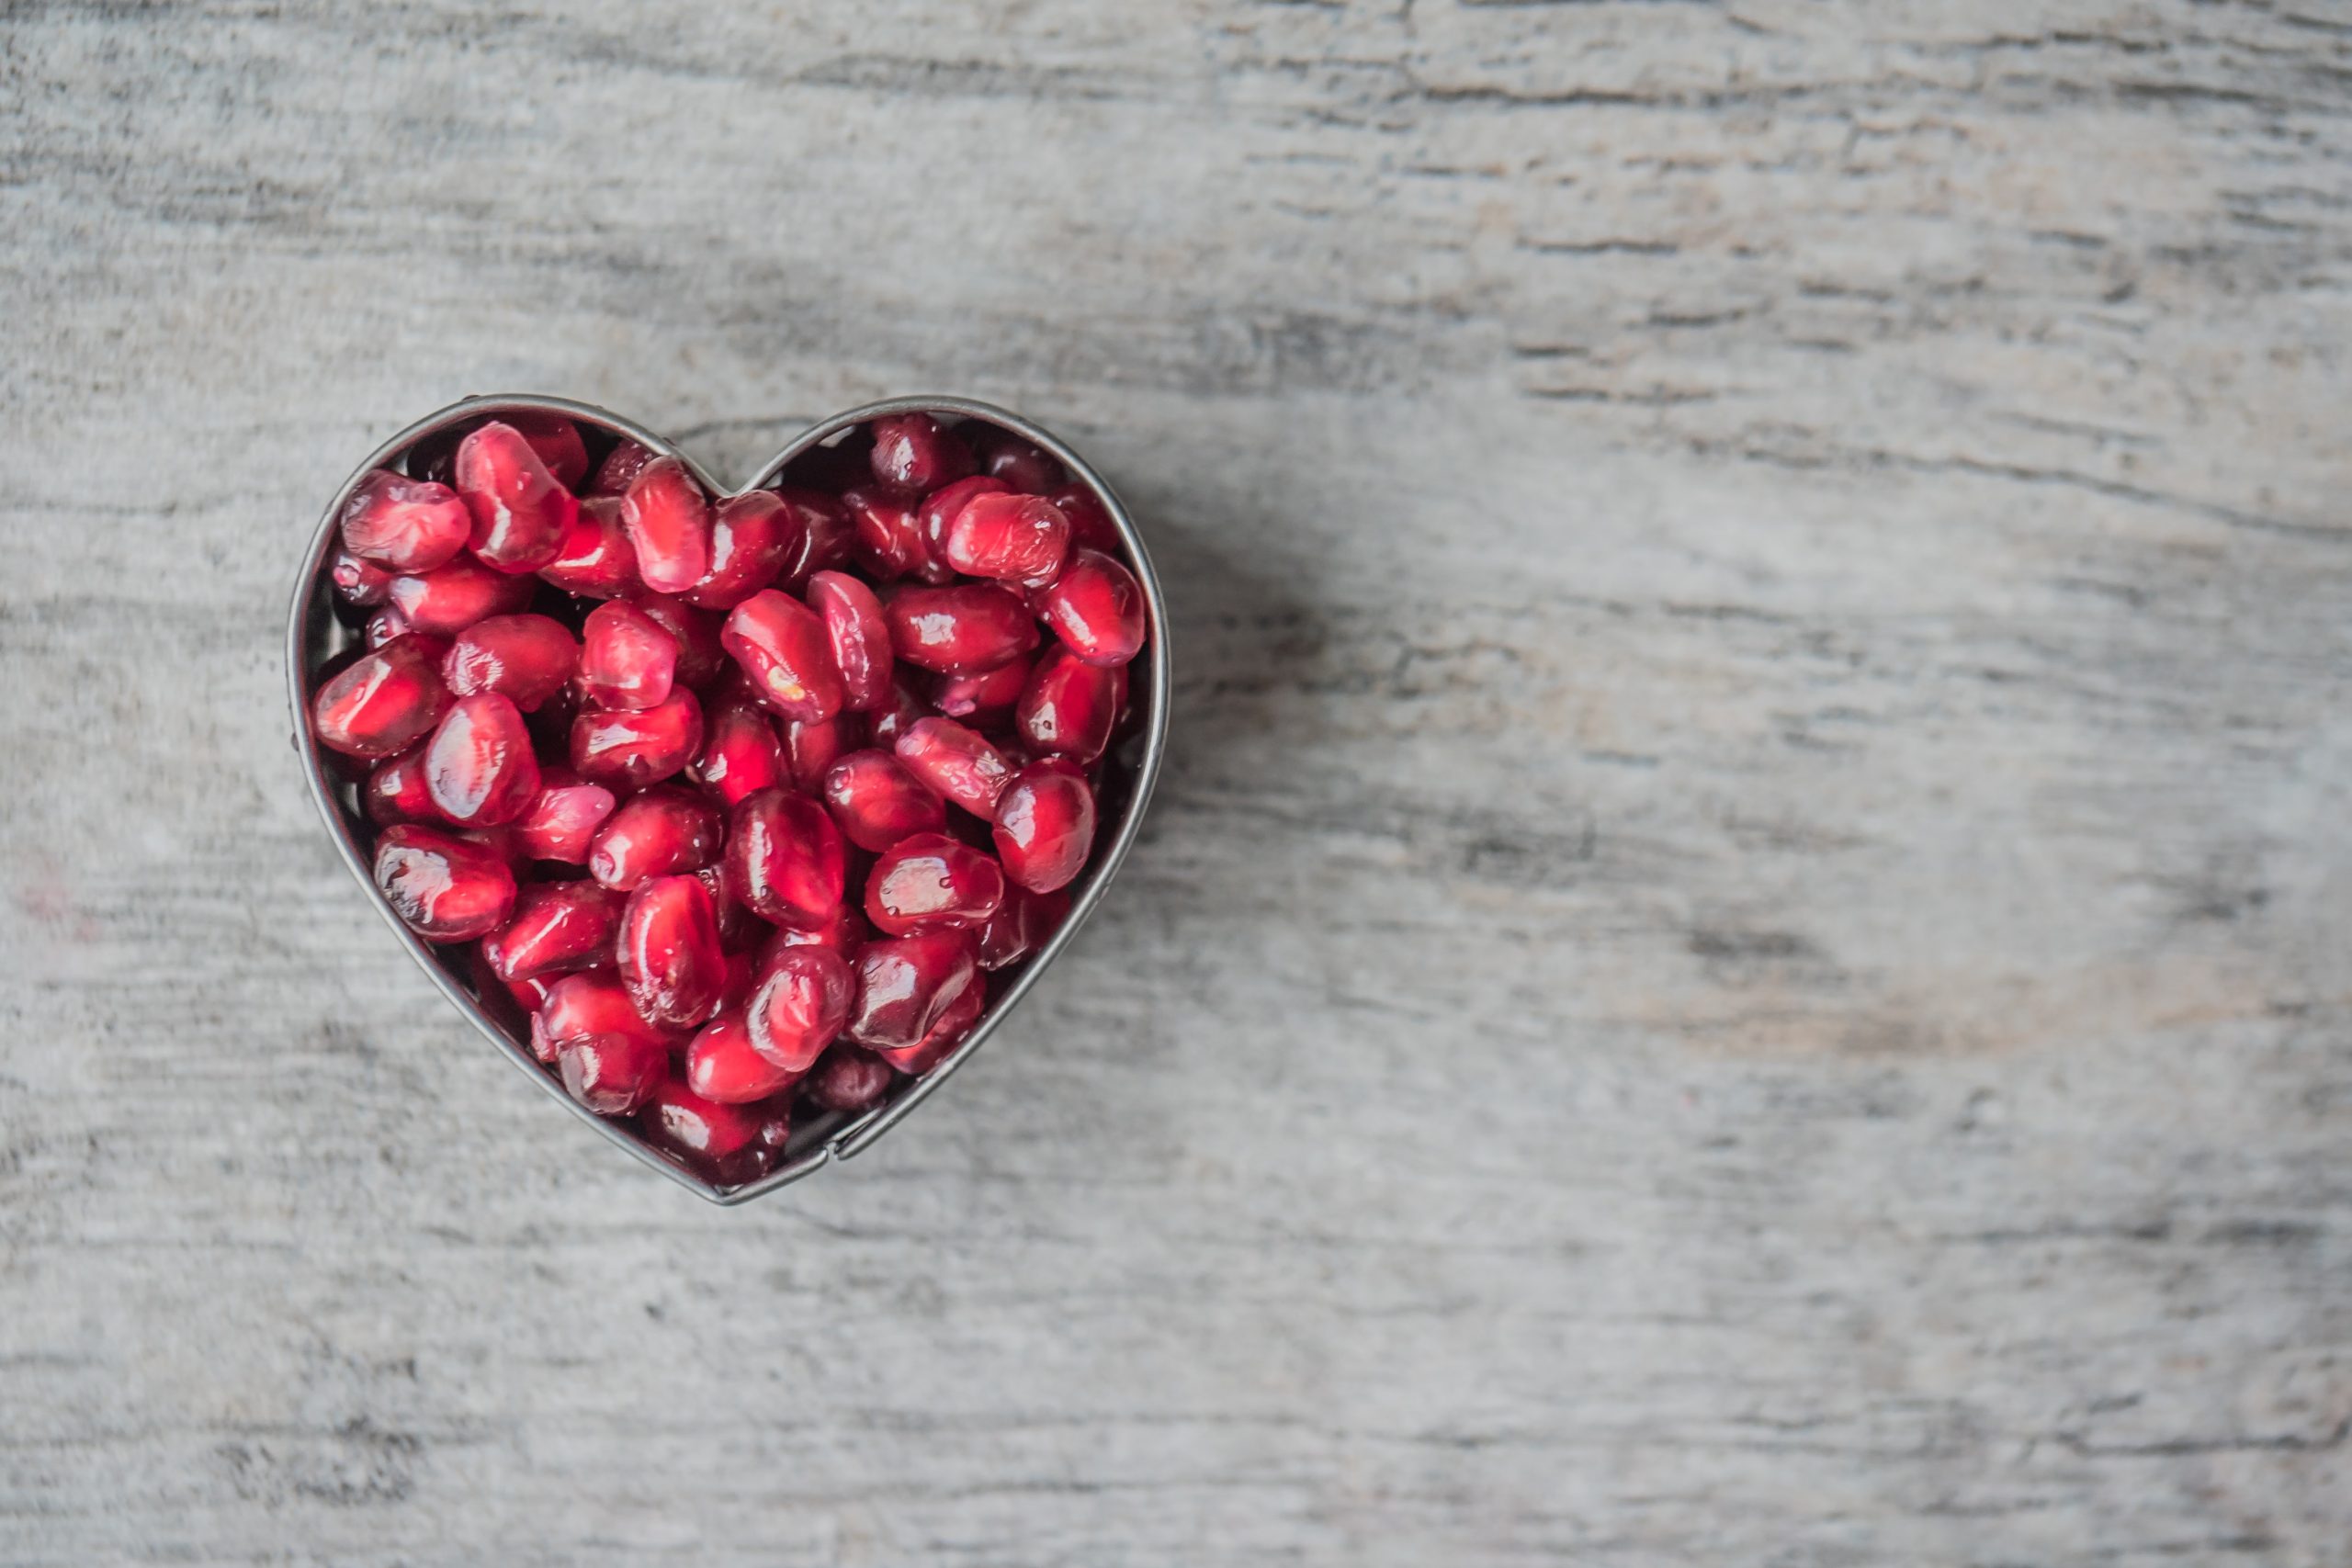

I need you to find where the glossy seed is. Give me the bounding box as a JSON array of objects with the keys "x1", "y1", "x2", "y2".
[
  {"x1": 1037, "y1": 548, "x2": 1147, "y2": 667},
  {"x1": 579, "y1": 599, "x2": 679, "y2": 712},
  {"x1": 372, "y1": 825, "x2": 516, "y2": 942},
  {"x1": 685, "y1": 491, "x2": 801, "y2": 611},
  {"x1": 806, "y1": 570, "x2": 893, "y2": 712},
  {"x1": 992, "y1": 759, "x2": 1098, "y2": 893},
  {"x1": 619, "y1": 456, "x2": 714, "y2": 596},
  {"x1": 639, "y1": 1080, "x2": 791, "y2": 1186},
  {"x1": 868, "y1": 412, "x2": 975, "y2": 499},
  {"x1": 685, "y1": 1010, "x2": 808, "y2": 1103},
  {"x1": 539, "y1": 495, "x2": 641, "y2": 599},
  {"x1": 339, "y1": 468, "x2": 473, "y2": 573},
  {"x1": 863, "y1": 831, "x2": 1006, "y2": 936},
  {"x1": 745, "y1": 946, "x2": 854, "y2": 1071},
  {"x1": 441, "y1": 614, "x2": 580, "y2": 712},
  {"x1": 513, "y1": 768, "x2": 617, "y2": 863},
  {"x1": 691, "y1": 695, "x2": 786, "y2": 806},
  {"x1": 424, "y1": 692, "x2": 542, "y2": 827},
  {"x1": 882, "y1": 582, "x2": 1039, "y2": 675},
  {"x1": 721, "y1": 589, "x2": 845, "y2": 724},
  {"x1": 820, "y1": 750, "x2": 946, "y2": 852},
  {"x1": 724, "y1": 788, "x2": 845, "y2": 928},
  {"x1": 312, "y1": 634, "x2": 453, "y2": 759},
  {"x1": 569, "y1": 688, "x2": 704, "y2": 789},
  {"x1": 589, "y1": 785, "x2": 725, "y2": 891},
  {"x1": 845, "y1": 931, "x2": 979, "y2": 1052},
  {"x1": 482, "y1": 882, "x2": 624, "y2": 984},
  {"x1": 1015, "y1": 646, "x2": 1125, "y2": 763},
  {"x1": 455, "y1": 421, "x2": 578, "y2": 573},
  {"x1": 617, "y1": 874, "x2": 727, "y2": 1030},
  {"x1": 803, "y1": 1046, "x2": 896, "y2": 1112},
  {"x1": 559, "y1": 1032, "x2": 670, "y2": 1116},
  {"x1": 387, "y1": 555, "x2": 537, "y2": 637},
  {"x1": 893, "y1": 716, "x2": 1014, "y2": 817},
  {"x1": 942, "y1": 491, "x2": 1070, "y2": 587}
]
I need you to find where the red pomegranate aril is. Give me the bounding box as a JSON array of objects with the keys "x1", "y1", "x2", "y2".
[
  {"x1": 865, "y1": 678, "x2": 928, "y2": 749},
  {"x1": 620, "y1": 457, "x2": 715, "y2": 596},
  {"x1": 692, "y1": 696, "x2": 785, "y2": 806},
  {"x1": 868, "y1": 412, "x2": 975, "y2": 499},
  {"x1": 993, "y1": 760, "x2": 1098, "y2": 893},
  {"x1": 639, "y1": 1080, "x2": 790, "y2": 1186},
  {"x1": 1016, "y1": 646, "x2": 1125, "y2": 763},
  {"x1": 883, "y1": 583, "x2": 1040, "y2": 675},
  {"x1": 844, "y1": 487, "x2": 934, "y2": 582},
  {"x1": 894, "y1": 716, "x2": 1014, "y2": 817},
  {"x1": 864, "y1": 832, "x2": 1006, "y2": 936},
  {"x1": 482, "y1": 881, "x2": 624, "y2": 984},
  {"x1": 618, "y1": 874, "x2": 727, "y2": 1030},
  {"x1": 628, "y1": 592, "x2": 725, "y2": 687},
  {"x1": 978, "y1": 884, "x2": 1071, "y2": 971},
  {"x1": 532, "y1": 970, "x2": 674, "y2": 1064},
  {"x1": 388, "y1": 555, "x2": 537, "y2": 637},
  {"x1": 539, "y1": 496, "x2": 641, "y2": 599},
  {"x1": 761, "y1": 905, "x2": 868, "y2": 962},
  {"x1": 478, "y1": 959, "x2": 555, "y2": 1020},
  {"x1": 339, "y1": 468, "x2": 472, "y2": 574},
  {"x1": 846, "y1": 931, "x2": 979, "y2": 1052},
  {"x1": 1046, "y1": 484, "x2": 1125, "y2": 554},
  {"x1": 1040, "y1": 549, "x2": 1147, "y2": 667},
  {"x1": 722, "y1": 589, "x2": 844, "y2": 723},
  {"x1": 969, "y1": 427, "x2": 1066, "y2": 495},
  {"x1": 589, "y1": 785, "x2": 724, "y2": 891},
  {"x1": 364, "y1": 743, "x2": 442, "y2": 827},
  {"x1": 821, "y1": 750, "x2": 947, "y2": 852},
  {"x1": 332, "y1": 548, "x2": 395, "y2": 607},
  {"x1": 569, "y1": 688, "x2": 703, "y2": 789},
  {"x1": 915, "y1": 474, "x2": 1012, "y2": 558},
  {"x1": 455, "y1": 421, "x2": 577, "y2": 573},
  {"x1": 943, "y1": 491, "x2": 1070, "y2": 586},
  {"x1": 772, "y1": 487, "x2": 856, "y2": 588},
  {"x1": 441, "y1": 614, "x2": 579, "y2": 711},
  {"x1": 372, "y1": 824, "x2": 516, "y2": 942},
  {"x1": 686, "y1": 1011, "x2": 807, "y2": 1103},
  {"x1": 684, "y1": 491, "x2": 800, "y2": 611},
  {"x1": 873, "y1": 977, "x2": 984, "y2": 1075},
  {"x1": 312, "y1": 634, "x2": 454, "y2": 759},
  {"x1": 424, "y1": 693, "x2": 541, "y2": 827},
  {"x1": 716, "y1": 946, "x2": 760, "y2": 1010},
  {"x1": 503, "y1": 412, "x2": 589, "y2": 490},
  {"x1": 745, "y1": 946, "x2": 854, "y2": 1071},
  {"x1": 779, "y1": 713, "x2": 856, "y2": 794},
  {"x1": 514, "y1": 768, "x2": 616, "y2": 863},
  {"x1": 931, "y1": 658, "x2": 1031, "y2": 722},
  {"x1": 806, "y1": 570, "x2": 892, "y2": 711},
  {"x1": 364, "y1": 604, "x2": 410, "y2": 649},
  {"x1": 579, "y1": 599, "x2": 678, "y2": 711},
  {"x1": 559, "y1": 1032, "x2": 669, "y2": 1116},
  {"x1": 804, "y1": 1045, "x2": 896, "y2": 1112},
  {"x1": 591, "y1": 440, "x2": 658, "y2": 497},
  {"x1": 724, "y1": 788, "x2": 845, "y2": 927}
]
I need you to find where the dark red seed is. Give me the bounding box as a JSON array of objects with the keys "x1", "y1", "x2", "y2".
[
  {"x1": 803, "y1": 1045, "x2": 896, "y2": 1112},
  {"x1": 760, "y1": 905, "x2": 868, "y2": 963},
  {"x1": 746, "y1": 946, "x2": 854, "y2": 1071},
  {"x1": 1016, "y1": 646, "x2": 1125, "y2": 763},
  {"x1": 372, "y1": 825, "x2": 516, "y2": 942},
  {"x1": 618, "y1": 874, "x2": 727, "y2": 1030},
  {"x1": 992, "y1": 760, "x2": 1098, "y2": 893},
  {"x1": 570, "y1": 688, "x2": 704, "y2": 789},
  {"x1": 893, "y1": 717, "x2": 1014, "y2": 817},
  {"x1": 339, "y1": 468, "x2": 472, "y2": 573},
  {"x1": 560, "y1": 1032, "x2": 669, "y2": 1116},
  {"x1": 865, "y1": 677, "x2": 929, "y2": 749},
  {"x1": 691, "y1": 695, "x2": 785, "y2": 806},
  {"x1": 843, "y1": 486, "x2": 934, "y2": 582},
  {"x1": 868, "y1": 412, "x2": 975, "y2": 499},
  {"x1": 388, "y1": 555, "x2": 537, "y2": 637},
  {"x1": 616, "y1": 456, "x2": 712, "y2": 595},
  {"x1": 969, "y1": 427, "x2": 1066, "y2": 495},
  {"x1": 716, "y1": 946, "x2": 760, "y2": 1010},
  {"x1": 424, "y1": 693, "x2": 542, "y2": 827},
  {"x1": 780, "y1": 713, "x2": 856, "y2": 794},
  {"x1": 1039, "y1": 549, "x2": 1147, "y2": 667},
  {"x1": 331, "y1": 548, "x2": 396, "y2": 607},
  {"x1": 589, "y1": 785, "x2": 724, "y2": 891},
  {"x1": 364, "y1": 743, "x2": 441, "y2": 827},
  {"x1": 771, "y1": 487, "x2": 856, "y2": 588},
  {"x1": 821, "y1": 750, "x2": 946, "y2": 852},
  {"x1": 513, "y1": 768, "x2": 616, "y2": 863},
  {"x1": 503, "y1": 412, "x2": 589, "y2": 490},
  {"x1": 695, "y1": 866, "x2": 763, "y2": 956},
  {"x1": 721, "y1": 589, "x2": 844, "y2": 724},
  {"x1": 686, "y1": 1010, "x2": 807, "y2": 1103},
  {"x1": 579, "y1": 600, "x2": 678, "y2": 711},
  {"x1": 846, "y1": 931, "x2": 979, "y2": 1052},
  {"x1": 724, "y1": 788, "x2": 844, "y2": 928},
  {"x1": 915, "y1": 475, "x2": 1012, "y2": 559},
  {"x1": 539, "y1": 495, "x2": 641, "y2": 599},
  {"x1": 441, "y1": 614, "x2": 579, "y2": 711},
  {"x1": 479, "y1": 961, "x2": 554, "y2": 1021},
  {"x1": 864, "y1": 832, "x2": 1005, "y2": 936},
  {"x1": 455, "y1": 421, "x2": 577, "y2": 573},
  {"x1": 639, "y1": 1080, "x2": 790, "y2": 1186},
  {"x1": 590, "y1": 440, "x2": 658, "y2": 497},
  {"x1": 364, "y1": 604, "x2": 411, "y2": 649},
  {"x1": 684, "y1": 491, "x2": 801, "y2": 611},
  {"x1": 931, "y1": 658, "x2": 1031, "y2": 722},
  {"x1": 312, "y1": 633, "x2": 453, "y2": 759},
  {"x1": 806, "y1": 570, "x2": 892, "y2": 712},
  {"x1": 943, "y1": 491, "x2": 1070, "y2": 586},
  {"x1": 533, "y1": 970, "x2": 675, "y2": 1064},
  {"x1": 1046, "y1": 484, "x2": 1125, "y2": 554},
  {"x1": 482, "y1": 882, "x2": 624, "y2": 984},
  {"x1": 628, "y1": 592, "x2": 725, "y2": 687},
  {"x1": 882, "y1": 583, "x2": 1039, "y2": 675},
  {"x1": 872, "y1": 977, "x2": 984, "y2": 1075},
  {"x1": 978, "y1": 884, "x2": 1071, "y2": 971}
]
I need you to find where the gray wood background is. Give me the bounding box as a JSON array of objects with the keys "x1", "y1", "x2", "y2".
[{"x1": 3, "y1": 2, "x2": 2347, "y2": 1562}]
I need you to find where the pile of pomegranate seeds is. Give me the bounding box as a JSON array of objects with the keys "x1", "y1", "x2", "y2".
[{"x1": 310, "y1": 410, "x2": 1147, "y2": 1188}]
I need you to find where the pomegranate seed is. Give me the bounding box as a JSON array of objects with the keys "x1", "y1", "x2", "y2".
[
  {"x1": 1046, "y1": 483, "x2": 1125, "y2": 554},
  {"x1": 1040, "y1": 549, "x2": 1147, "y2": 667},
  {"x1": 806, "y1": 570, "x2": 892, "y2": 711},
  {"x1": 579, "y1": 599, "x2": 678, "y2": 711},
  {"x1": 339, "y1": 468, "x2": 472, "y2": 573},
  {"x1": 846, "y1": 931, "x2": 979, "y2": 1052},
  {"x1": 760, "y1": 905, "x2": 868, "y2": 962},
  {"x1": 331, "y1": 548, "x2": 395, "y2": 607},
  {"x1": 804, "y1": 1045, "x2": 896, "y2": 1112},
  {"x1": 691, "y1": 695, "x2": 785, "y2": 806},
  {"x1": 1016, "y1": 646, "x2": 1125, "y2": 762},
  {"x1": 514, "y1": 768, "x2": 616, "y2": 863},
  {"x1": 482, "y1": 882, "x2": 624, "y2": 984},
  {"x1": 455, "y1": 421, "x2": 577, "y2": 573},
  {"x1": 969, "y1": 427, "x2": 1065, "y2": 495},
  {"x1": 943, "y1": 491, "x2": 1070, "y2": 586},
  {"x1": 533, "y1": 971, "x2": 675, "y2": 1064},
  {"x1": 362, "y1": 744, "x2": 439, "y2": 828},
  {"x1": 864, "y1": 832, "x2": 1006, "y2": 936},
  {"x1": 388, "y1": 555, "x2": 537, "y2": 637},
  {"x1": 618, "y1": 874, "x2": 727, "y2": 1029},
  {"x1": 475, "y1": 955, "x2": 555, "y2": 1021},
  {"x1": 721, "y1": 589, "x2": 844, "y2": 723},
  {"x1": 569, "y1": 688, "x2": 704, "y2": 789},
  {"x1": 844, "y1": 486, "x2": 934, "y2": 582},
  {"x1": 311, "y1": 634, "x2": 453, "y2": 759},
  {"x1": 639, "y1": 1080, "x2": 790, "y2": 1186},
  {"x1": 978, "y1": 884, "x2": 1071, "y2": 970},
  {"x1": 865, "y1": 677, "x2": 928, "y2": 748},
  {"x1": 868, "y1": 412, "x2": 974, "y2": 499},
  {"x1": 873, "y1": 976, "x2": 984, "y2": 1074},
  {"x1": 589, "y1": 785, "x2": 724, "y2": 890},
  {"x1": 882, "y1": 583, "x2": 1039, "y2": 675},
  {"x1": 441, "y1": 614, "x2": 579, "y2": 711},
  {"x1": 591, "y1": 440, "x2": 658, "y2": 497},
  {"x1": 628, "y1": 592, "x2": 725, "y2": 687},
  {"x1": 559, "y1": 1032, "x2": 669, "y2": 1116},
  {"x1": 715, "y1": 945, "x2": 760, "y2": 1010},
  {"x1": 620, "y1": 457, "x2": 715, "y2": 596},
  {"x1": 364, "y1": 605, "x2": 411, "y2": 649},
  {"x1": 745, "y1": 946, "x2": 854, "y2": 1070},
  {"x1": 894, "y1": 716, "x2": 1014, "y2": 817},
  {"x1": 993, "y1": 760, "x2": 1098, "y2": 892},
  {"x1": 724, "y1": 788, "x2": 844, "y2": 927},
  {"x1": 915, "y1": 475, "x2": 1011, "y2": 559},
  {"x1": 931, "y1": 658, "x2": 1031, "y2": 722},
  {"x1": 821, "y1": 750, "x2": 946, "y2": 852},
  {"x1": 454, "y1": 824, "x2": 527, "y2": 867},
  {"x1": 502, "y1": 412, "x2": 588, "y2": 489},
  {"x1": 684, "y1": 491, "x2": 800, "y2": 611},
  {"x1": 772, "y1": 487, "x2": 856, "y2": 587},
  {"x1": 685, "y1": 1011, "x2": 806, "y2": 1103},
  {"x1": 372, "y1": 825, "x2": 516, "y2": 942},
  {"x1": 780, "y1": 713, "x2": 856, "y2": 794},
  {"x1": 539, "y1": 495, "x2": 641, "y2": 599},
  {"x1": 423, "y1": 693, "x2": 541, "y2": 827}
]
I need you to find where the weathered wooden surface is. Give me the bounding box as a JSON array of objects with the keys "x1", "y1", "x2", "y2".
[{"x1": 4, "y1": 2, "x2": 2349, "y2": 1562}]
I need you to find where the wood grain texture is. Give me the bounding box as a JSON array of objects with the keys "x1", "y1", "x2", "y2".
[{"x1": 3, "y1": 1, "x2": 2349, "y2": 1562}]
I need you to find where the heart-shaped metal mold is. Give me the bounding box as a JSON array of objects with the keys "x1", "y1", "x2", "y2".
[{"x1": 287, "y1": 394, "x2": 1170, "y2": 1204}]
